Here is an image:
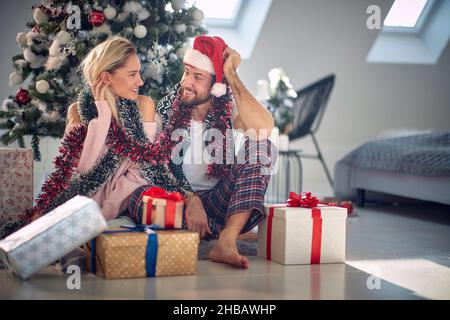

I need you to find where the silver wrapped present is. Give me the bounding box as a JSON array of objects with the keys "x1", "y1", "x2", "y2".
[{"x1": 0, "y1": 196, "x2": 107, "y2": 279}]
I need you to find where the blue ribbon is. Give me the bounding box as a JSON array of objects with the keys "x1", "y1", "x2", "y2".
[{"x1": 90, "y1": 224, "x2": 181, "y2": 277}]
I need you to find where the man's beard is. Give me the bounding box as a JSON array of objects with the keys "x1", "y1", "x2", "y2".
[{"x1": 180, "y1": 89, "x2": 212, "y2": 108}]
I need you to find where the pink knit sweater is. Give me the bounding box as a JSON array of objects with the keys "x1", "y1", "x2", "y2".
[{"x1": 64, "y1": 101, "x2": 158, "y2": 220}]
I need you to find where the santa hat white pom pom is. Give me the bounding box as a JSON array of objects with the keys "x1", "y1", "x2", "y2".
[{"x1": 211, "y1": 83, "x2": 227, "y2": 97}]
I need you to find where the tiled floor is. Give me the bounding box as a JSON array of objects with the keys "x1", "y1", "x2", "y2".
[{"x1": 1, "y1": 202, "x2": 449, "y2": 300}]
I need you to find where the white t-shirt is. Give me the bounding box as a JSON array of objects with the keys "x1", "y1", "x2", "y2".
[{"x1": 182, "y1": 104, "x2": 241, "y2": 191}]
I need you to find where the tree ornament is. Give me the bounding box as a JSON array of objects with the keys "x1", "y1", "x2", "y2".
[
  {"x1": 171, "y1": 0, "x2": 186, "y2": 11},
  {"x1": 89, "y1": 10, "x2": 105, "y2": 27},
  {"x1": 36, "y1": 79, "x2": 50, "y2": 94},
  {"x1": 192, "y1": 9, "x2": 204, "y2": 22},
  {"x1": 9, "y1": 72, "x2": 24, "y2": 86},
  {"x1": 15, "y1": 88, "x2": 30, "y2": 104},
  {"x1": 134, "y1": 25, "x2": 147, "y2": 39},
  {"x1": 103, "y1": 6, "x2": 117, "y2": 20}
]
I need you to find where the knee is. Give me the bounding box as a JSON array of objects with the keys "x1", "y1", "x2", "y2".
[{"x1": 236, "y1": 138, "x2": 278, "y2": 169}]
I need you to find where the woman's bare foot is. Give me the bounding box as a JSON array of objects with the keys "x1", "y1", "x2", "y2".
[{"x1": 209, "y1": 238, "x2": 249, "y2": 269}]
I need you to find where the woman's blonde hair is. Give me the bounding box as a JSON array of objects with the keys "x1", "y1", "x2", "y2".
[{"x1": 79, "y1": 36, "x2": 137, "y2": 121}]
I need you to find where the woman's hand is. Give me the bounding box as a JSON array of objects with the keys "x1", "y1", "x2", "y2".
[
  {"x1": 185, "y1": 195, "x2": 212, "y2": 239},
  {"x1": 90, "y1": 78, "x2": 108, "y2": 101}
]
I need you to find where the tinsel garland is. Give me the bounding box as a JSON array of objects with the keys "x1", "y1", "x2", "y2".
[
  {"x1": 1, "y1": 85, "x2": 235, "y2": 239},
  {"x1": 157, "y1": 83, "x2": 234, "y2": 179},
  {"x1": 5, "y1": 89, "x2": 194, "y2": 234}
]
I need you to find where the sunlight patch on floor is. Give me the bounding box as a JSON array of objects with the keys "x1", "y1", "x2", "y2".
[{"x1": 346, "y1": 258, "x2": 450, "y2": 300}]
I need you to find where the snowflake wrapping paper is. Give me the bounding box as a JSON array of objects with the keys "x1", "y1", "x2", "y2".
[
  {"x1": 0, "y1": 148, "x2": 34, "y2": 229},
  {"x1": 0, "y1": 195, "x2": 107, "y2": 280}
]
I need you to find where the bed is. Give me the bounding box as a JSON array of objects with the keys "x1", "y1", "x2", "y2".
[{"x1": 333, "y1": 131, "x2": 450, "y2": 205}]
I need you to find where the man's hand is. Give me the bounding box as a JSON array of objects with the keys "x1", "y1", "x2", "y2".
[
  {"x1": 223, "y1": 47, "x2": 241, "y2": 78},
  {"x1": 185, "y1": 195, "x2": 212, "y2": 239}
]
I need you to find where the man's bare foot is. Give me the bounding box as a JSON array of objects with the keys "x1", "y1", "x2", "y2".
[
  {"x1": 237, "y1": 231, "x2": 258, "y2": 241},
  {"x1": 209, "y1": 240, "x2": 249, "y2": 269}
]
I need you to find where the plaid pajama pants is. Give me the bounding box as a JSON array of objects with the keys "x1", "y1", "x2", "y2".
[{"x1": 127, "y1": 138, "x2": 277, "y2": 240}]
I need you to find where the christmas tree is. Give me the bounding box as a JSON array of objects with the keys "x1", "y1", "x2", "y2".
[
  {"x1": 0, "y1": 0, "x2": 207, "y2": 160},
  {"x1": 266, "y1": 68, "x2": 297, "y2": 134}
]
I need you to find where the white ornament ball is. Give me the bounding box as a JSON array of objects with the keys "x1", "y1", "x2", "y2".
[
  {"x1": 16, "y1": 32, "x2": 27, "y2": 46},
  {"x1": 133, "y1": 25, "x2": 147, "y2": 39},
  {"x1": 192, "y1": 9, "x2": 204, "y2": 22},
  {"x1": 56, "y1": 30, "x2": 71, "y2": 45},
  {"x1": 103, "y1": 6, "x2": 117, "y2": 20},
  {"x1": 9, "y1": 72, "x2": 24, "y2": 86},
  {"x1": 23, "y1": 48, "x2": 37, "y2": 62},
  {"x1": 171, "y1": 0, "x2": 186, "y2": 11},
  {"x1": 36, "y1": 80, "x2": 50, "y2": 94},
  {"x1": 33, "y1": 8, "x2": 49, "y2": 24},
  {"x1": 174, "y1": 23, "x2": 187, "y2": 34}
]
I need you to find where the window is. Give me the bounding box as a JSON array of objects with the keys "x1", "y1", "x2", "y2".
[
  {"x1": 383, "y1": 0, "x2": 428, "y2": 28},
  {"x1": 187, "y1": 0, "x2": 243, "y2": 27},
  {"x1": 366, "y1": 0, "x2": 450, "y2": 65},
  {"x1": 183, "y1": 0, "x2": 272, "y2": 59}
]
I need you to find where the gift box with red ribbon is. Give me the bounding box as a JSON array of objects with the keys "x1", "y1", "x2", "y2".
[
  {"x1": 141, "y1": 187, "x2": 184, "y2": 228},
  {"x1": 257, "y1": 192, "x2": 347, "y2": 265}
]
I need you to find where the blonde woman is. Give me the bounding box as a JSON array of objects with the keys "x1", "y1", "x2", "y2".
[{"x1": 24, "y1": 36, "x2": 192, "y2": 228}]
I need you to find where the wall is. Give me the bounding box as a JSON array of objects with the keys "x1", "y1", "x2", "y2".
[{"x1": 1, "y1": 0, "x2": 449, "y2": 197}]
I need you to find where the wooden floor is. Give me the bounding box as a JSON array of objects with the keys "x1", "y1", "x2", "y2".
[{"x1": 1, "y1": 202, "x2": 449, "y2": 300}]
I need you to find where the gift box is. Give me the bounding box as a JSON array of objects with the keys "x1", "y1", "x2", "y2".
[
  {"x1": 257, "y1": 202, "x2": 347, "y2": 265},
  {"x1": 86, "y1": 226, "x2": 199, "y2": 279},
  {"x1": 0, "y1": 148, "x2": 34, "y2": 235},
  {"x1": 141, "y1": 187, "x2": 184, "y2": 228},
  {"x1": 0, "y1": 195, "x2": 107, "y2": 280}
]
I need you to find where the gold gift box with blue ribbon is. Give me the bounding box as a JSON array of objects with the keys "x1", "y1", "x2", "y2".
[{"x1": 85, "y1": 225, "x2": 199, "y2": 279}]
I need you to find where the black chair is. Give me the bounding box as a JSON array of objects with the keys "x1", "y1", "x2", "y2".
[{"x1": 288, "y1": 74, "x2": 336, "y2": 188}]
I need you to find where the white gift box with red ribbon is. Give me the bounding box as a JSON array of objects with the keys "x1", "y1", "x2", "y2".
[{"x1": 257, "y1": 204, "x2": 347, "y2": 265}]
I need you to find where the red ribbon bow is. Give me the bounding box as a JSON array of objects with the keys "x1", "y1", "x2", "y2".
[
  {"x1": 266, "y1": 191, "x2": 322, "y2": 264},
  {"x1": 142, "y1": 187, "x2": 184, "y2": 228},
  {"x1": 286, "y1": 192, "x2": 319, "y2": 208}
]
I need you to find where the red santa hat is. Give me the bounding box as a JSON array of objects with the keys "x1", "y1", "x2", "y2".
[{"x1": 183, "y1": 36, "x2": 228, "y2": 97}]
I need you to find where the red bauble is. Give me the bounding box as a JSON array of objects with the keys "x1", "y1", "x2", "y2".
[
  {"x1": 89, "y1": 10, "x2": 105, "y2": 27},
  {"x1": 15, "y1": 88, "x2": 30, "y2": 104}
]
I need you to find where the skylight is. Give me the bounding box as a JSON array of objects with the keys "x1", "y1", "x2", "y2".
[
  {"x1": 187, "y1": 0, "x2": 242, "y2": 20},
  {"x1": 383, "y1": 0, "x2": 428, "y2": 28}
]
